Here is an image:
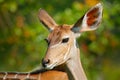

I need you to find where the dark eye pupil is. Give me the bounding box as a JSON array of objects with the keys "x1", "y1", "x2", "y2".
[{"x1": 62, "y1": 38, "x2": 69, "y2": 43}]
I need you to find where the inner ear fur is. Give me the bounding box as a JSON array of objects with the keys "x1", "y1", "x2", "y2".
[{"x1": 71, "y1": 3, "x2": 103, "y2": 33}]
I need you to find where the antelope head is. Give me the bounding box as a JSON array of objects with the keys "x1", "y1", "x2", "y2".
[{"x1": 38, "y1": 3, "x2": 103, "y2": 70}]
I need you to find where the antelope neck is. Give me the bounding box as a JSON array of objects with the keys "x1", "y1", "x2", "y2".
[{"x1": 66, "y1": 39, "x2": 87, "y2": 80}]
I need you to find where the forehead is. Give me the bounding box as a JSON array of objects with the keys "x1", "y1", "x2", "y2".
[{"x1": 48, "y1": 25, "x2": 71, "y2": 39}]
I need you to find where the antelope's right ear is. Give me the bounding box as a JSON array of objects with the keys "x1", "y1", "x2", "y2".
[
  {"x1": 38, "y1": 9, "x2": 58, "y2": 31},
  {"x1": 71, "y1": 3, "x2": 103, "y2": 33}
]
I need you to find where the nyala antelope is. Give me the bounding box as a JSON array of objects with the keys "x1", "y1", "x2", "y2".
[{"x1": 0, "y1": 3, "x2": 103, "y2": 80}]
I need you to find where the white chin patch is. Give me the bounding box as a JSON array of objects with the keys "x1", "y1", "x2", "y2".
[{"x1": 46, "y1": 62, "x2": 58, "y2": 69}]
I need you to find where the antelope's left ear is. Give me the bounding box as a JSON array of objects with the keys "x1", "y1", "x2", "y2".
[{"x1": 71, "y1": 3, "x2": 103, "y2": 33}]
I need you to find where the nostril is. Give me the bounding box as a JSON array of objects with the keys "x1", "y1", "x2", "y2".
[{"x1": 42, "y1": 59, "x2": 50, "y2": 67}]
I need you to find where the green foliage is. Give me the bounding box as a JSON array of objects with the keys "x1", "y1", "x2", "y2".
[{"x1": 0, "y1": 0, "x2": 120, "y2": 80}]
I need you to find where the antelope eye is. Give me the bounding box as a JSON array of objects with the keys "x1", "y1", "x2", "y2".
[{"x1": 62, "y1": 38, "x2": 69, "y2": 43}]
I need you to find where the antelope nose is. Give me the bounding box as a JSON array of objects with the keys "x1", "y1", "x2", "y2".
[{"x1": 42, "y1": 59, "x2": 50, "y2": 67}]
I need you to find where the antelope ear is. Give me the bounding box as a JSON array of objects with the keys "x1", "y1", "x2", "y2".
[
  {"x1": 71, "y1": 3, "x2": 103, "y2": 33},
  {"x1": 38, "y1": 9, "x2": 58, "y2": 31}
]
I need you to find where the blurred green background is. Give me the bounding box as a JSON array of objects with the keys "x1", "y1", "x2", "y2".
[{"x1": 0, "y1": 0, "x2": 120, "y2": 80}]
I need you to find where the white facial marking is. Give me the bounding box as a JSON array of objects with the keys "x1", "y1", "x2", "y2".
[
  {"x1": 63, "y1": 35, "x2": 69, "y2": 38},
  {"x1": 63, "y1": 45, "x2": 70, "y2": 60},
  {"x1": 46, "y1": 61, "x2": 58, "y2": 69}
]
